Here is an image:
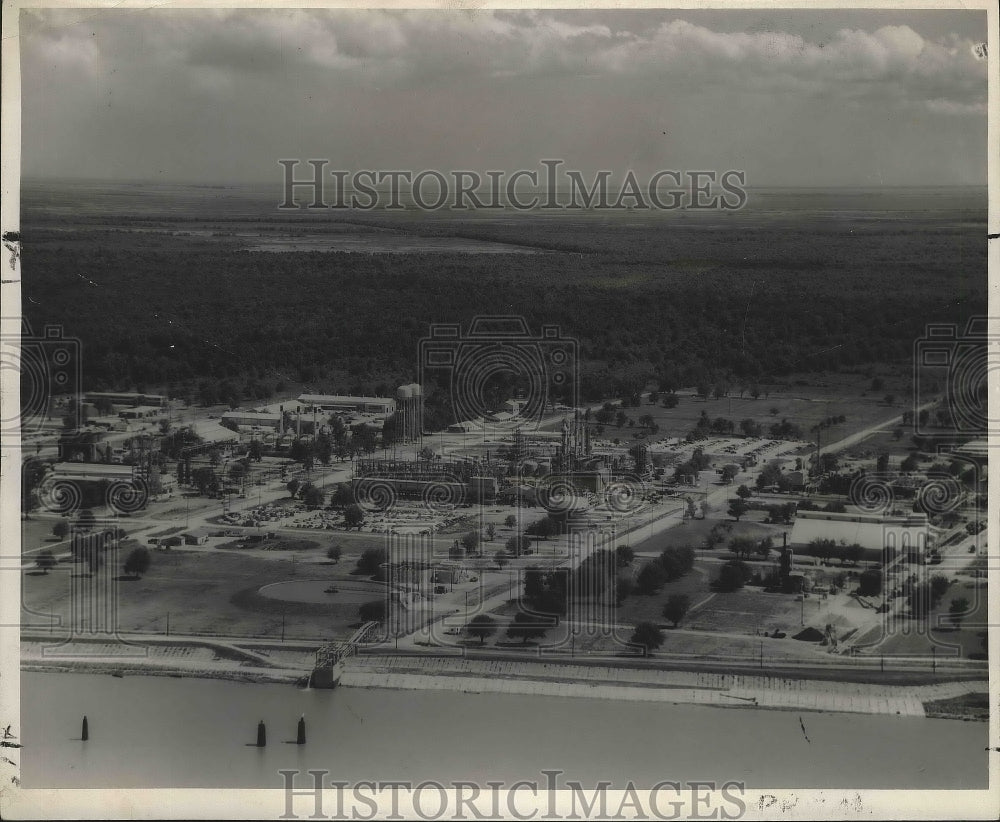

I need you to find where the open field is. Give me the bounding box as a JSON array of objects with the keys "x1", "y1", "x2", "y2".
[
  {"x1": 20, "y1": 549, "x2": 373, "y2": 641},
  {"x1": 618, "y1": 378, "x2": 912, "y2": 445}
]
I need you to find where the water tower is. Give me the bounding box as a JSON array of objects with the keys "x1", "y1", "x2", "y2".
[{"x1": 396, "y1": 383, "x2": 423, "y2": 442}]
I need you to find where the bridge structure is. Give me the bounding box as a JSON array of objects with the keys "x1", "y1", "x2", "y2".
[{"x1": 311, "y1": 621, "x2": 381, "y2": 688}]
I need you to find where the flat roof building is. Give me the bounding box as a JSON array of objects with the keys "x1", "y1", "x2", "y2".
[
  {"x1": 790, "y1": 509, "x2": 929, "y2": 556},
  {"x1": 222, "y1": 410, "x2": 283, "y2": 430},
  {"x1": 118, "y1": 405, "x2": 163, "y2": 420},
  {"x1": 85, "y1": 392, "x2": 167, "y2": 408},
  {"x1": 297, "y1": 394, "x2": 395, "y2": 415}
]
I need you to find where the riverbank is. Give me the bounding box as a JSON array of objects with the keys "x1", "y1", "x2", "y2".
[
  {"x1": 342, "y1": 654, "x2": 989, "y2": 719},
  {"x1": 22, "y1": 638, "x2": 988, "y2": 720}
]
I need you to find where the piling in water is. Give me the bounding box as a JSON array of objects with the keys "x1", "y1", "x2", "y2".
[
  {"x1": 297, "y1": 715, "x2": 306, "y2": 745},
  {"x1": 256, "y1": 720, "x2": 266, "y2": 747},
  {"x1": 82, "y1": 716, "x2": 89, "y2": 741}
]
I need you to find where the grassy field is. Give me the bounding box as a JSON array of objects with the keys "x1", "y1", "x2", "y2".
[
  {"x1": 20, "y1": 548, "x2": 374, "y2": 642},
  {"x1": 628, "y1": 515, "x2": 787, "y2": 558},
  {"x1": 615, "y1": 377, "x2": 910, "y2": 446},
  {"x1": 855, "y1": 578, "x2": 990, "y2": 660}
]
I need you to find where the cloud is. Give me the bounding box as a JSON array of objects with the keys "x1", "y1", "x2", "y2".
[{"x1": 21, "y1": 9, "x2": 987, "y2": 113}]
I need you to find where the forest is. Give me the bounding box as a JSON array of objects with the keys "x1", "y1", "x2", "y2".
[{"x1": 20, "y1": 202, "x2": 986, "y2": 423}]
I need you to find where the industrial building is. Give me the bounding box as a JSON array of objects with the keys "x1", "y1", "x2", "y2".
[
  {"x1": 353, "y1": 457, "x2": 498, "y2": 503},
  {"x1": 84, "y1": 392, "x2": 168, "y2": 408},
  {"x1": 118, "y1": 405, "x2": 163, "y2": 421},
  {"x1": 790, "y1": 509, "x2": 930, "y2": 560},
  {"x1": 297, "y1": 394, "x2": 396, "y2": 415},
  {"x1": 221, "y1": 410, "x2": 283, "y2": 431}
]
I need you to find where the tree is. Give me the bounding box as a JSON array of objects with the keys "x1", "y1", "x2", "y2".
[
  {"x1": 303, "y1": 485, "x2": 325, "y2": 510},
  {"x1": 736, "y1": 484, "x2": 752, "y2": 500},
  {"x1": 659, "y1": 546, "x2": 695, "y2": 579},
  {"x1": 663, "y1": 594, "x2": 691, "y2": 627},
  {"x1": 728, "y1": 537, "x2": 757, "y2": 561},
  {"x1": 52, "y1": 521, "x2": 69, "y2": 540},
  {"x1": 358, "y1": 600, "x2": 386, "y2": 623},
  {"x1": 506, "y1": 611, "x2": 546, "y2": 644},
  {"x1": 705, "y1": 524, "x2": 727, "y2": 550},
  {"x1": 329, "y1": 483, "x2": 355, "y2": 508},
  {"x1": 504, "y1": 515, "x2": 517, "y2": 529},
  {"x1": 949, "y1": 597, "x2": 970, "y2": 629},
  {"x1": 286, "y1": 479, "x2": 300, "y2": 498},
  {"x1": 505, "y1": 535, "x2": 530, "y2": 557},
  {"x1": 461, "y1": 531, "x2": 481, "y2": 556},
  {"x1": 123, "y1": 547, "x2": 151, "y2": 579},
  {"x1": 755, "y1": 537, "x2": 774, "y2": 561},
  {"x1": 727, "y1": 498, "x2": 749, "y2": 521},
  {"x1": 192, "y1": 467, "x2": 218, "y2": 496},
  {"x1": 228, "y1": 462, "x2": 248, "y2": 485},
  {"x1": 636, "y1": 561, "x2": 667, "y2": 594},
  {"x1": 344, "y1": 503, "x2": 365, "y2": 530},
  {"x1": 615, "y1": 576, "x2": 634, "y2": 606},
  {"x1": 630, "y1": 621, "x2": 664, "y2": 653},
  {"x1": 615, "y1": 545, "x2": 635, "y2": 567},
  {"x1": 485, "y1": 523, "x2": 496, "y2": 542},
  {"x1": 326, "y1": 545, "x2": 342, "y2": 564},
  {"x1": 36, "y1": 549, "x2": 57, "y2": 575},
  {"x1": 684, "y1": 497, "x2": 697, "y2": 520},
  {"x1": 526, "y1": 516, "x2": 560, "y2": 540},
  {"x1": 468, "y1": 614, "x2": 497, "y2": 644},
  {"x1": 494, "y1": 550, "x2": 509, "y2": 570},
  {"x1": 248, "y1": 440, "x2": 263, "y2": 462},
  {"x1": 720, "y1": 465, "x2": 738, "y2": 484},
  {"x1": 356, "y1": 547, "x2": 387, "y2": 576},
  {"x1": 930, "y1": 574, "x2": 950, "y2": 603},
  {"x1": 716, "y1": 561, "x2": 748, "y2": 592}
]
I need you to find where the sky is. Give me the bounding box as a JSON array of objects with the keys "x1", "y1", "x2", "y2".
[{"x1": 18, "y1": 7, "x2": 990, "y2": 187}]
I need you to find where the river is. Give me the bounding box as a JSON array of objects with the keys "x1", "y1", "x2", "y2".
[{"x1": 19, "y1": 672, "x2": 987, "y2": 789}]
